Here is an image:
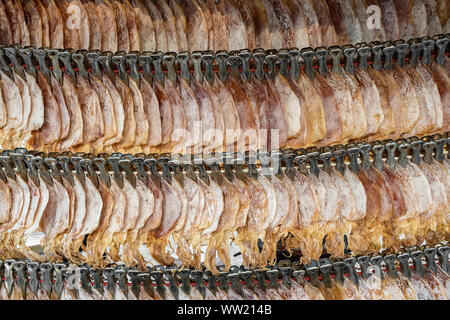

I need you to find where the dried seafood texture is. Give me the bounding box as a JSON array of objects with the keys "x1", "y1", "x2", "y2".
[
  {"x1": 312, "y1": 72, "x2": 343, "y2": 146},
  {"x1": 429, "y1": 62, "x2": 450, "y2": 131},
  {"x1": 179, "y1": 0, "x2": 208, "y2": 51},
  {"x1": 0, "y1": 0, "x2": 443, "y2": 51},
  {"x1": 42, "y1": 0, "x2": 64, "y2": 49},
  {"x1": 111, "y1": 0, "x2": 130, "y2": 52},
  {"x1": 353, "y1": 67, "x2": 384, "y2": 137},
  {"x1": 366, "y1": 67, "x2": 396, "y2": 140},
  {"x1": 0, "y1": 53, "x2": 446, "y2": 153},
  {"x1": 22, "y1": 0, "x2": 42, "y2": 48}
]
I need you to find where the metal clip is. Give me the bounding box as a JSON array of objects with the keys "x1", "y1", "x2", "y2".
[
  {"x1": 132, "y1": 157, "x2": 147, "y2": 184},
  {"x1": 193, "y1": 158, "x2": 210, "y2": 185},
  {"x1": 202, "y1": 52, "x2": 215, "y2": 85},
  {"x1": 176, "y1": 51, "x2": 190, "y2": 82},
  {"x1": 177, "y1": 269, "x2": 191, "y2": 296},
  {"x1": 395, "y1": 42, "x2": 409, "y2": 67},
  {"x1": 58, "y1": 50, "x2": 75, "y2": 82},
  {"x1": 408, "y1": 140, "x2": 421, "y2": 165},
  {"x1": 139, "y1": 53, "x2": 153, "y2": 84},
  {"x1": 408, "y1": 41, "x2": 423, "y2": 67},
  {"x1": 382, "y1": 44, "x2": 396, "y2": 71},
  {"x1": 221, "y1": 153, "x2": 234, "y2": 182},
  {"x1": 138, "y1": 272, "x2": 154, "y2": 298},
  {"x1": 0, "y1": 156, "x2": 15, "y2": 181},
  {"x1": 71, "y1": 156, "x2": 85, "y2": 184},
  {"x1": 91, "y1": 157, "x2": 110, "y2": 187},
  {"x1": 191, "y1": 270, "x2": 206, "y2": 299},
  {"x1": 397, "y1": 253, "x2": 412, "y2": 279},
  {"x1": 385, "y1": 141, "x2": 397, "y2": 169},
  {"x1": 72, "y1": 52, "x2": 89, "y2": 80},
  {"x1": 216, "y1": 51, "x2": 229, "y2": 82},
  {"x1": 294, "y1": 154, "x2": 309, "y2": 176},
  {"x1": 158, "y1": 157, "x2": 172, "y2": 184},
  {"x1": 356, "y1": 44, "x2": 370, "y2": 70},
  {"x1": 126, "y1": 53, "x2": 140, "y2": 81},
  {"x1": 4, "y1": 47, "x2": 25, "y2": 78},
  {"x1": 17, "y1": 47, "x2": 37, "y2": 78},
  {"x1": 423, "y1": 247, "x2": 438, "y2": 275},
  {"x1": 97, "y1": 52, "x2": 115, "y2": 85},
  {"x1": 225, "y1": 272, "x2": 241, "y2": 295},
  {"x1": 371, "y1": 43, "x2": 384, "y2": 71},
  {"x1": 265, "y1": 53, "x2": 278, "y2": 81},
  {"x1": 371, "y1": 144, "x2": 384, "y2": 171},
  {"x1": 81, "y1": 159, "x2": 99, "y2": 187},
  {"x1": 31, "y1": 156, "x2": 53, "y2": 186},
  {"x1": 305, "y1": 261, "x2": 320, "y2": 287},
  {"x1": 10, "y1": 153, "x2": 28, "y2": 182},
  {"x1": 252, "y1": 49, "x2": 266, "y2": 81},
  {"x1": 119, "y1": 159, "x2": 136, "y2": 188},
  {"x1": 56, "y1": 155, "x2": 74, "y2": 187},
  {"x1": 108, "y1": 157, "x2": 123, "y2": 188},
  {"x1": 359, "y1": 144, "x2": 372, "y2": 170},
  {"x1": 435, "y1": 36, "x2": 448, "y2": 66},
  {"x1": 333, "y1": 261, "x2": 346, "y2": 285},
  {"x1": 44, "y1": 157, "x2": 63, "y2": 184},
  {"x1": 0, "y1": 46, "x2": 12, "y2": 79},
  {"x1": 265, "y1": 270, "x2": 280, "y2": 290},
  {"x1": 78, "y1": 267, "x2": 92, "y2": 295},
  {"x1": 13, "y1": 261, "x2": 26, "y2": 299},
  {"x1": 228, "y1": 54, "x2": 241, "y2": 78},
  {"x1": 307, "y1": 151, "x2": 320, "y2": 177},
  {"x1": 3, "y1": 260, "x2": 14, "y2": 298},
  {"x1": 422, "y1": 141, "x2": 435, "y2": 164},
  {"x1": 397, "y1": 142, "x2": 410, "y2": 168},
  {"x1": 239, "y1": 50, "x2": 251, "y2": 81},
  {"x1": 370, "y1": 256, "x2": 384, "y2": 280},
  {"x1": 318, "y1": 258, "x2": 332, "y2": 288},
  {"x1": 254, "y1": 269, "x2": 266, "y2": 291},
  {"x1": 112, "y1": 53, "x2": 129, "y2": 85},
  {"x1": 204, "y1": 270, "x2": 217, "y2": 296},
  {"x1": 289, "y1": 49, "x2": 300, "y2": 81},
  {"x1": 329, "y1": 46, "x2": 343, "y2": 74},
  {"x1": 279, "y1": 267, "x2": 292, "y2": 289},
  {"x1": 89, "y1": 268, "x2": 104, "y2": 295},
  {"x1": 144, "y1": 158, "x2": 161, "y2": 188},
  {"x1": 343, "y1": 46, "x2": 356, "y2": 74},
  {"x1": 410, "y1": 250, "x2": 425, "y2": 278},
  {"x1": 357, "y1": 256, "x2": 371, "y2": 280},
  {"x1": 103, "y1": 267, "x2": 116, "y2": 297},
  {"x1": 383, "y1": 254, "x2": 398, "y2": 279},
  {"x1": 437, "y1": 246, "x2": 449, "y2": 274},
  {"x1": 191, "y1": 52, "x2": 203, "y2": 82},
  {"x1": 240, "y1": 271, "x2": 255, "y2": 291},
  {"x1": 40, "y1": 262, "x2": 53, "y2": 298},
  {"x1": 434, "y1": 138, "x2": 445, "y2": 162},
  {"x1": 333, "y1": 149, "x2": 346, "y2": 174},
  {"x1": 301, "y1": 48, "x2": 315, "y2": 79},
  {"x1": 278, "y1": 49, "x2": 289, "y2": 78},
  {"x1": 346, "y1": 147, "x2": 360, "y2": 173},
  {"x1": 27, "y1": 262, "x2": 40, "y2": 297},
  {"x1": 315, "y1": 47, "x2": 328, "y2": 75},
  {"x1": 421, "y1": 38, "x2": 434, "y2": 66},
  {"x1": 151, "y1": 52, "x2": 165, "y2": 85},
  {"x1": 244, "y1": 154, "x2": 259, "y2": 179},
  {"x1": 205, "y1": 157, "x2": 222, "y2": 186},
  {"x1": 344, "y1": 257, "x2": 359, "y2": 287},
  {"x1": 151, "y1": 270, "x2": 166, "y2": 299},
  {"x1": 86, "y1": 51, "x2": 101, "y2": 78}
]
